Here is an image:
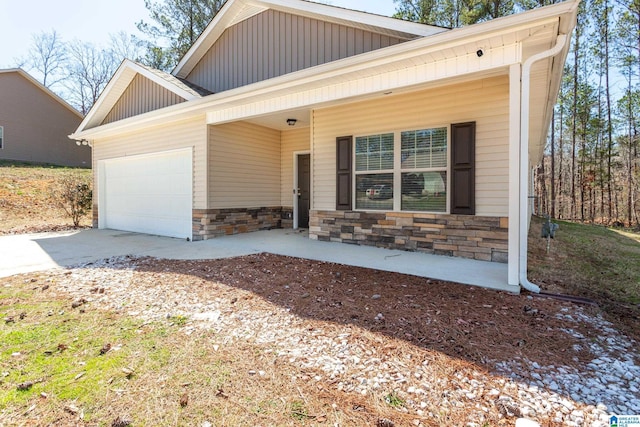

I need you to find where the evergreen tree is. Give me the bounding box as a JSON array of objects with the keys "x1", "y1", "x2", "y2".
[{"x1": 137, "y1": 0, "x2": 225, "y2": 70}]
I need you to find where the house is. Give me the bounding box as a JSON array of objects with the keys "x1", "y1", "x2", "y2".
[
  {"x1": 70, "y1": 0, "x2": 579, "y2": 293},
  {"x1": 0, "y1": 69, "x2": 89, "y2": 167}
]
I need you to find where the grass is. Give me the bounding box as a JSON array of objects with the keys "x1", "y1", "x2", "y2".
[
  {"x1": 0, "y1": 277, "x2": 409, "y2": 426},
  {"x1": 528, "y1": 216, "x2": 640, "y2": 339}
]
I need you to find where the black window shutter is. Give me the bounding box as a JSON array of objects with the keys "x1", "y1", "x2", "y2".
[
  {"x1": 336, "y1": 136, "x2": 353, "y2": 210},
  {"x1": 451, "y1": 122, "x2": 476, "y2": 215}
]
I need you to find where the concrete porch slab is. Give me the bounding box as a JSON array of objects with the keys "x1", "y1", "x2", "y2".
[{"x1": 0, "y1": 228, "x2": 512, "y2": 292}]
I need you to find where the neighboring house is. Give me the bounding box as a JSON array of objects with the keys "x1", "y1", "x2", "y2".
[
  {"x1": 0, "y1": 69, "x2": 89, "y2": 167},
  {"x1": 70, "y1": 0, "x2": 579, "y2": 293}
]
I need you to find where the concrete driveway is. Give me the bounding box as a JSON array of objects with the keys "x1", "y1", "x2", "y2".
[{"x1": 0, "y1": 228, "x2": 511, "y2": 291}]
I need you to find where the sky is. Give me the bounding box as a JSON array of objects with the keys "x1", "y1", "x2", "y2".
[{"x1": 0, "y1": 0, "x2": 398, "y2": 70}]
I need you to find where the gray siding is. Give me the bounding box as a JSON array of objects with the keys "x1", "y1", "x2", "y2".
[
  {"x1": 0, "y1": 71, "x2": 89, "y2": 167},
  {"x1": 102, "y1": 74, "x2": 186, "y2": 125},
  {"x1": 187, "y1": 9, "x2": 408, "y2": 93}
]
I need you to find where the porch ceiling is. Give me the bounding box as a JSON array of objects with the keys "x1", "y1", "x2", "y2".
[{"x1": 245, "y1": 108, "x2": 312, "y2": 130}]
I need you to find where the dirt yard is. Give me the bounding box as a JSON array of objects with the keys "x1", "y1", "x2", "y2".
[
  {"x1": 0, "y1": 162, "x2": 92, "y2": 235},
  {"x1": 3, "y1": 253, "x2": 637, "y2": 426}
]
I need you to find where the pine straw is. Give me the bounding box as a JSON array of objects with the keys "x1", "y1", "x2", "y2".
[
  {"x1": 2, "y1": 253, "x2": 623, "y2": 426},
  {"x1": 131, "y1": 254, "x2": 604, "y2": 371}
]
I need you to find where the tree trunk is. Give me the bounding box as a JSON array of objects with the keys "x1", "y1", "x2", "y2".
[
  {"x1": 551, "y1": 109, "x2": 556, "y2": 218},
  {"x1": 571, "y1": 39, "x2": 579, "y2": 220},
  {"x1": 604, "y1": 0, "x2": 613, "y2": 223},
  {"x1": 558, "y1": 107, "x2": 564, "y2": 219}
]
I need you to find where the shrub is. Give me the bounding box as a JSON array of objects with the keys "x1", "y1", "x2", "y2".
[{"x1": 52, "y1": 176, "x2": 93, "y2": 227}]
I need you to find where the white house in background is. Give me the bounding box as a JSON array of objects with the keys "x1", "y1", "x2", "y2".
[{"x1": 70, "y1": 0, "x2": 579, "y2": 293}]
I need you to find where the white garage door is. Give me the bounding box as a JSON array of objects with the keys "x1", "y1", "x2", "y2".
[{"x1": 99, "y1": 148, "x2": 192, "y2": 239}]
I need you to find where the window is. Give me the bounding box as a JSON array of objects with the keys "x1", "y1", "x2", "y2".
[
  {"x1": 355, "y1": 133, "x2": 394, "y2": 210},
  {"x1": 336, "y1": 123, "x2": 474, "y2": 214},
  {"x1": 400, "y1": 128, "x2": 447, "y2": 212},
  {"x1": 353, "y1": 127, "x2": 448, "y2": 213},
  {"x1": 0, "y1": 126, "x2": 3, "y2": 149}
]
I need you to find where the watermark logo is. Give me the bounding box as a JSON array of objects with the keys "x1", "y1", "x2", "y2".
[{"x1": 611, "y1": 415, "x2": 640, "y2": 427}]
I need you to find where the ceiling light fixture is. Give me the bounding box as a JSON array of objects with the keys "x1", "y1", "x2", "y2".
[{"x1": 286, "y1": 118, "x2": 297, "y2": 126}]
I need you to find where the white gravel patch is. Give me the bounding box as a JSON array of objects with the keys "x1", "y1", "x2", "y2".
[{"x1": 46, "y1": 257, "x2": 638, "y2": 426}]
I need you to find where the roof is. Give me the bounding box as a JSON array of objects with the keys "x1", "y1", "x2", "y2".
[
  {"x1": 75, "y1": 59, "x2": 211, "y2": 132},
  {"x1": 173, "y1": 0, "x2": 448, "y2": 78},
  {"x1": 0, "y1": 69, "x2": 83, "y2": 119},
  {"x1": 71, "y1": 0, "x2": 579, "y2": 144}
]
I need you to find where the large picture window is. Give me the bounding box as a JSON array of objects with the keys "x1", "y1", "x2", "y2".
[{"x1": 353, "y1": 127, "x2": 448, "y2": 212}]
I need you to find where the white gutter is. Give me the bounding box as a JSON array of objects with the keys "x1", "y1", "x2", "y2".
[{"x1": 519, "y1": 34, "x2": 568, "y2": 293}]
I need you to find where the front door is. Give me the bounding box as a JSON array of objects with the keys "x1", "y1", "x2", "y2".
[{"x1": 297, "y1": 154, "x2": 310, "y2": 228}]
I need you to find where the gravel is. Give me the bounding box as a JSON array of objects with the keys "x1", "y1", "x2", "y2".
[{"x1": 43, "y1": 255, "x2": 638, "y2": 426}]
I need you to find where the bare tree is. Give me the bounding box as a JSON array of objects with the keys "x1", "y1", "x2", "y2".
[
  {"x1": 65, "y1": 41, "x2": 118, "y2": 115},
  {"x1": 109, "y1": 31, "x2": 145, "y2": 64},
  {"x1": 17, "y1": 30, "x2": 67, "y2": 89}
]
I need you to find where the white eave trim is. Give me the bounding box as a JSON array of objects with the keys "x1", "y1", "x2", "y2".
[
  {"x1": 75, "y1": 59, "x2": 202, "y2": 134},
  {"x1": 73, "y1": 0, "x2": 578, "y2": 141}
]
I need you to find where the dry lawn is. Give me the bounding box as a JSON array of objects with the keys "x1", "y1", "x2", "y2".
[
  {"x1": 1, "y1": 255, "x2": 625, "y2": 426},
  {"x1": 0, "y1": 161, "x2": 92, "y2": 235}
]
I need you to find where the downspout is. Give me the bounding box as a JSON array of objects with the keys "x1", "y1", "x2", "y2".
[{"x1": 519, "y1": 34, "x2": 569, "y2": 293}]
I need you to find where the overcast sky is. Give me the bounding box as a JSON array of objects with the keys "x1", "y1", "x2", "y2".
[{"x1": 0, "y1": 0, "x2": 398, "y2": 70}]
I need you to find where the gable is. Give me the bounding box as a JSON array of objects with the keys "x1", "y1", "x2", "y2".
[
  {"x1": 0, "y1": 69, "x2": 82, "y2": 119},
  {"x1": 101, "y1": 74, "x2": 188, "y2": 125},
  {"x1": 186, "y1": 9, "x2": 412, "y2": 94}
]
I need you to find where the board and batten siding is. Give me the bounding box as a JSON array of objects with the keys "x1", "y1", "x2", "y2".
[
  {"x1": 208, "y1": 122, "x2": 281, "y2": 208},
  {"x1": 101, "y1": 74, "x2": 186, "y2": 125},
  {"x1": 281, "y1": 127, "x2": 311, "y2": 207},
  {"x1": 187, "y1": 9, "x2": 408, "y2": 94},
  {"x1": 92, "y1": 116, "x2": 207, "y2": 209},
  {"x1": 312, "y1": 75, "x2": 510, "y2": 217}
]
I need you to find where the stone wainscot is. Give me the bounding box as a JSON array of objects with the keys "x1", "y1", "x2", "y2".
[{"x1": 309, "y1": 210, "x2": 508, "y2": 263}]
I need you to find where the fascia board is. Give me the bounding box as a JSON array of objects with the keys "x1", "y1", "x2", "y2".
[
  {"x1": 75, "y1": 60, "x2": 199, "y2": 135},
  {"x1": 128, "y1": 62, "x2": 200, "y2": 101},
  {"x1": 73, "y1": 0, "x2": 578, "y2": 140},
  {"x1": 173, "y1": 0, "x2": 251, "y2": 78},
  {"x1": 75, "y1": 59, "x2": 136, "y2": 133},
  {"x1": 173, "y1": 0, "x2": 447, "y2": 78},
  {"x1": 252, "y1": 0, "x2": 445, "y2": 37}
]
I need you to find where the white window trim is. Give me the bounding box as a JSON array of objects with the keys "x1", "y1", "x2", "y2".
[
  {"x1": 0, "y1": 126, "x2": 4, "y2": 149},
  {"x1": 352, "y1": 125, "x2": 451, "y2": 214}
]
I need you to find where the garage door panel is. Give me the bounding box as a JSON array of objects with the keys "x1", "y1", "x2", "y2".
[{"x1": 100, "y1": 149, "x2": 192, "y2": 239}]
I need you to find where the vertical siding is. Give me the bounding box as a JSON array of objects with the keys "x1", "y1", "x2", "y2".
[
  {"x1": 208, "y1": 122, "x2": 281, "y2": 208},
  {"x1": 281, "y1": 127, "x2": 311, "y2": 207},
  {"x1": 312, "y1": 75, "x2": 510, "y2": 217},
  {"x1": 0, "y1": 72, "x2": 89, "y2": 167},
  {"x1": 92, "y1": 116, "x2": 207, "y2": 209},
  {"x1": 102, "y1": 74, "x2": 186, "y2": 125},
  {"x1": 187, "y1": 9, "x2": 407, "y2": 93}
]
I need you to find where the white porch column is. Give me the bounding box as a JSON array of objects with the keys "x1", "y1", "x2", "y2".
[{"x1": 508, "y1": 63, "x2": 522, "y2": 287}]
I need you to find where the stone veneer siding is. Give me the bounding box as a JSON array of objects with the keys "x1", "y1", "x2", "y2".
[
  {"x1": 193, "y1": 207, "x2": 283, "y2": 241},
  {"x1": 92, "y1": 204, "x2": 99, "y2": 228},
  {"x1": 309, "y1": 210, "x2": 509, "y2": 263}
]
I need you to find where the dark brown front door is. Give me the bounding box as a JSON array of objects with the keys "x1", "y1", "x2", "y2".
[{"x1": 297, "y1": 154, "x2": 310, "y2": 228}]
